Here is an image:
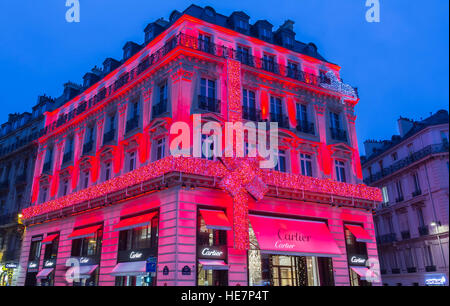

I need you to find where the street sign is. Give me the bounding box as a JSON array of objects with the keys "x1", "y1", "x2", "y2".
[{"x1": 146, "y1": 257, "x2": 157, "y2": 273}]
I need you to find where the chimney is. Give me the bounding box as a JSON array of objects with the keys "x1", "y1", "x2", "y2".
[
  {"x1": 122, "y1": 41, "x2": 141, "y2": 60},
  {"x1": 397, "y1": 117, "x2": 415, "y2": 137},
  {"x1": 103, "y1": 58, "x2": 121, "y2": 74},
  {"x1": 363, "y1": 140, "x2": 385, "y2": 157},
  {"x1": 63, "y1": 82, "x2": 82, "y2": 101},
  {"x1": 279, "y1": 19, "x2": 294, "y2": 31}
]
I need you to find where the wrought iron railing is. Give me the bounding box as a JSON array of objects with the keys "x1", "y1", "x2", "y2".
[
  {"x1": 38, "y1": 32, "x2": 359, "y2": 137},
  {"x1": 242, "y1": 106, "x2": 261, "y2": 122},
  {"x1": 62, "y1": 151, "x2": 73, "y2": 165},
  {"x1": 82, "y1": 141, "x2": 94, "y2": 156},
  {"x1": 364, "y1": 143, "x2": 449, "y2": 184},
  {"x1": 103, "y1": 130, "x2": 116, "y2": 144},
  {"x1": 418, "y1": 226, "x2": 429, "y2": 236},
  {"x1": 330, "y1": 127, "x2": 347, "y2": 142},
  {"x1": 126, "y1": 117, "x2": 139, "y2": 134},
  {"x1": 401, "y1": 230, "x2": 411, "y2": 240},
  {"x1": 198, "y1": 95, "x2": 221, "y2": 113},
  {"x1": 42, "y1": 161, "x2": 52, "y2": 173},
  {"x1": 296, "y1": 120, "x2": 315, "y2": 135},
  {"x1": 152, "y1": 99, "x2": 168, "y2": 118}
]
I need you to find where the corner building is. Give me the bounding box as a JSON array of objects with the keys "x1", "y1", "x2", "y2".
[{"x1": 18, "y1": 5, "x2": 382, "y2": 286}]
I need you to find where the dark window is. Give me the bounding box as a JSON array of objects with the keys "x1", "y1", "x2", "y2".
[
  {"x1": 198, "y1": 213, "x2": 227, "y2": 246},
  {"x1": 300, "y1": 153, "x2": 313, "y2": 177},
  {"x1": 118, "y1": 216, "x2": 158, "y2": 251},
  {"x1": 71, "y1": 227, "x2": 103, "y2": 258}
]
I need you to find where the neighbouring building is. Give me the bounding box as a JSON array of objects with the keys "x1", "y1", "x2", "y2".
[
  {"x1": 0, "y1": 95, "x2": 56, "y2": 286},
  {"x1": 17, "y1": 5, "x2": 382, "y2": 287},
  {"x1": 361, "y1": 110, "x2": 449, "y2": 286}
]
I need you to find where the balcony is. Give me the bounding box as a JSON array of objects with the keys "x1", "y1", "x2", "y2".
[
  {"x1": 296, "y1": 120, "x2": 315, "y2": 135},
  {"x1": 103, "y1": 130, "x2": 116, "y2": 144},
  {"x1": 82, "y1": 141, "x2": 94, "y2": 156},
  {"x1": 330, "y1": 128, "x2": 347, "y2": 142},
  {"x1": 15, "y1": 173, "x2": 27, "y2": 185},
  {"x1": 412, "y1": 189, "x2": 422, "y2": 197},
  {"x1": 425, "y1": 265, "x2": 437, "y2": 272},
  {"x1": 152, "y1": 99, "x2": 168, "y2": 118},
  {"x1": 364, "y1": 143, "x2": 449, "y2": 184},
  {"x1": 270, "y1": 113, "x2": 290, "y2": 129},
  {"x1": 236, "y1": 53, "x2": 254, "y2": 67},
  {"x1": 62, "y1": 151, "x2": 73, "y2": 165},
  {"x1": 126, "y1": 117, "x2": 139, "y2": 134},
  {"x1": 391, "y1": 268, "x2": 401, "y2": 274},
  {"x1": 380, "y1": 233, "x2": 397, "y2": 244},
  {"x1": 42, "y1": 161, "x2": 52, "y2": 173},
  {"x1": 242, "y1": 107, "x2": 261, "y2": 122},
  {"x1": 197, "y1": 95, "x2": 221, "y2": 113},
  {"x1": 407, "y1": 267, "x2": 417, "y2": 273},
  {"x1": 0, "y1": 180, "x2": 9, "y2": 191},
  {"x1": 0, "y1": 212, "x2": 17, "y2": 225},
  {"x1": 40, "y1": 32, "x2": 360, "y2": 138},
  {"x1": 395, "y1": 196, "x2": 404, "y2": 203},
  {"x1": 418, "y1": 226, "x2": 429, "y2": 236},
  {"x1": 401, "y1": 230, "x2": 411, "y2": 240}
]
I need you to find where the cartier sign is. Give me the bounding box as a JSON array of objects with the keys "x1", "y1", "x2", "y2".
[
  {"x1": 348, "y1": 254, "x2": 368, "y2": 267},
  {"x1": 197, "y1": 246, "x2": 226, "y2": 260},
  {"x1": 28, "y1": 261, "x2": 39, "y2": 272},
  {"x1": 118, "y1": 248, "x2": 154, "y2": 263},
  {"x1": 44, "y1": 259, "x2": 56, "y2": 268}
]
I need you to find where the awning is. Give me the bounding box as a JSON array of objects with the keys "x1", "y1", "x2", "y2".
[
  {"x1": 345, "y1": 225, "x2": 373, "y2": 243},
  {"x1": 41, "y1": 234, "x2": 59, "y2": 245},
  {"x1": 113, "y1": 212, "x2": 157, "y2": 232},
  {"x1": 66, "y1": 265, "x2": 98, "y2": 279},
  {"x1": 199, "y1": 209, "x2": 232, "y2": 230},
  {"x1": 110, "y1": 261, "x2": 147, "y2": 276},
  {"x1": 67, "y1": 225, "x2": 101, "y2": 240},
  {"x1": 249, "y1": 215, "x2": 341, "y2": 257},
  {"x1": 36, "y1": 268, "x2": 54, "y2": 279},
  {"x1": 350, "y1": 266, "x2": 376, "y2": 281},
  {"x1": 198, "y1": 260, "x2": 229, "y2": 270}
]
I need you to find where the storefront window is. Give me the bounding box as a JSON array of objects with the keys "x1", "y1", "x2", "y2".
[
  {"x1": 71, "y1": 228, "x2": 102, "y2": 258},
  {"x1": 114, "y1": 213, "x2": 159, "y2": 287},
  {"x1": 197, "y1": 210, "x2": 229, "y2": 286},
  {"x1": 248, "y1": 224, "x2": 334, "y2": 286},
  {"x1": 25, "y1": 236, "x2": 42, "y2": 286},
  {"x1": 198, "y1": 217, "x2": 227, "y2": 246},
  {"x1": 118, "y1": 217, "x2": 158, "y2": 251},
  {"x1": 70, "y1": 226, "x2": 102, "y2": 286},
  {"x1": 344, "y1": 225, "x2": 371, "y2": 287},
  {"x1": 41, "y1": 233, "x2": 59, "y2": 286}
]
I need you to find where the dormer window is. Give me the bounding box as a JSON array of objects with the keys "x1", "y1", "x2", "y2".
[{"x1": 261, "y1": 27, "x2": 271, "y2": 40}]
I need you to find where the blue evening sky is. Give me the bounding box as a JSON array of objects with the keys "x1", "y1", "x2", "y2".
[{"x1": 0, "y1": 0, "x2": 448, "y2": 154}]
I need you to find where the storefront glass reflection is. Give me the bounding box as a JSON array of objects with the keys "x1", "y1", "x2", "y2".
[{"x1": 248, "y1": 225, "x2": 334, "y2": 286}]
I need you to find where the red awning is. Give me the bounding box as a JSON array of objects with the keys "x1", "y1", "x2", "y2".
[
  {"x1": 249, "y1": 215, "x2": 341, "y2": 257},
  {"x1": 198, "y1": 260, "x2": 229, "y2": 270},
  {"x1": 113, "y1": 212, "x2": 157, "y2": 232},
  {"x1": 345, "y1": 225, "x2": 373, "y2": 243},
  {"x1": 199, "y1": 209, "x2": 232, "y2": 231},
  {"x1": 66, "y1": 265, "x2": 98, "y2": 279},
  {"x1": 36, "y1": 268, "x2": 54, "y2": 279},
  {"x1": 41, "y1": 234, "x2": 59, "y2": 245},
  {"x1": 110, "y1": 261, "x2": 147, "y2": 276},
  {"x1": 350, "y1": 266, "x2": 377, "y2": 282},
  {"x1": 67, "y1": 225, "x2": 101, "y2": 240}
]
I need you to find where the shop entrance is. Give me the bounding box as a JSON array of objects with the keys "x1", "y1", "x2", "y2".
[{"x1": 271, "y1": 256, "x2": 298, "y2": 286}]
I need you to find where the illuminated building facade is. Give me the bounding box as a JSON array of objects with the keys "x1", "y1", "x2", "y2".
[
  {"x1": 17, "y1": 5, "x2": 382, "y2": 286},
  {"x1": 0, "y1": 95, "x2": 55, "y2": 286},
  {"x1": 362, "y1": 110, "x2": 449, "y2": 286}
]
